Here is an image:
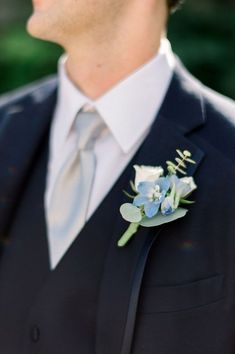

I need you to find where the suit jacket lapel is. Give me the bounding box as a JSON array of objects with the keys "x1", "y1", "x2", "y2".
[
  {"x1": 95, "y1": 61, "x2": 206, "y2": 354},
  {"x1": 0, "y1": 79, "x2": 57, "y2": 241}
]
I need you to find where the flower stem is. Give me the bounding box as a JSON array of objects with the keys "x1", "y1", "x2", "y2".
[{"x1": 117, "y1": 223, "x2": 140, "y2": 247}]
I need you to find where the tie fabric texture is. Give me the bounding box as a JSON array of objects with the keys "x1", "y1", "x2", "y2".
[{"x1": 47, "y1": 108, "x2": 104, "y2": 267}]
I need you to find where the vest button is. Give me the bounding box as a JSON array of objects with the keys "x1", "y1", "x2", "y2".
[{"x1": 30, "y1": 325, "x2": 40, "y2": 343}]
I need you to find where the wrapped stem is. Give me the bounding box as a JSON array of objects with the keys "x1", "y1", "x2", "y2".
[{"x1": 117, "y1": 223, "x2": 140, "y2": 247}]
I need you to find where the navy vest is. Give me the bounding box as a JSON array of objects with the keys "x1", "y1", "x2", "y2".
[{"x1": 0, "y1": 132, "x2": 133, "y2": 354}]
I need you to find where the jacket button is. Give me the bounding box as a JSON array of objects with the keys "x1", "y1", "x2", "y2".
[{"x1": 30, "y1": 325, "x2": 40, "y2": 343}]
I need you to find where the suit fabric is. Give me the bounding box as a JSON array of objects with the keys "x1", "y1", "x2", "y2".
[{"x1": 0, "y1": 60, "x2": 235, "y2": 354}]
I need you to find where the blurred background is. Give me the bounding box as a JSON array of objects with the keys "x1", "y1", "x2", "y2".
[{"x1": 0, "y1": 0, "x2": 234, "y2": 99}]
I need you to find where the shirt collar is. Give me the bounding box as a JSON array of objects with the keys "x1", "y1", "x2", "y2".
[{"x1": 55, "y1": 38, "x2": 175, "y2": 154}]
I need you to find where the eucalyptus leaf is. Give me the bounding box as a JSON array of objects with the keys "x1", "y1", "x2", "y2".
[
  {"x1": 176, "y1": 167, "x2": 187, "y2": 175},
  {"x1": 186, "y1": 158, "x2": 196, "y2": 164},
  {"x1": 176, "y1": 149, "x2": 184, "y2": 158},
  {"x1": 183, "y1": 150, "x2": 191, "y2": 157},
  {"x1": 120, "y1": 203, "x2": 142, "y2": 223},
  {"x1": 166, "y1": 161, "x2": 177, "y2": 167},
  {"x1": 140, "y1": 208, "x2": 188, "y2": 227}
]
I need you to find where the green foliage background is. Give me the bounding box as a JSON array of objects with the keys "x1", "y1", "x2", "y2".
[{"x1": 0, "y1": 0, "x2": 234, "y2": 99}]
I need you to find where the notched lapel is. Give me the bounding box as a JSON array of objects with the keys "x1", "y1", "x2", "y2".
[
  {"x1": 0, "y1": 81, "x2": 57, "y2": 241},
  {"x1": 95, "y1": 62, "x2": 206, "y2": 354}
]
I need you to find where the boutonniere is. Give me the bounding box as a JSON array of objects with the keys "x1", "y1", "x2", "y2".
[{"x1": 118, "y1": 149, "x2": 197, "y2": 247}]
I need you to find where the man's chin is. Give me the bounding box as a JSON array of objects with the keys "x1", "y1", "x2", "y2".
[
  {"x1": 26, "y1": 12, "x2": 54, "y2": 41},
  {"x1": 27, "y1": 13, "x2": 43, "y2": 39}
]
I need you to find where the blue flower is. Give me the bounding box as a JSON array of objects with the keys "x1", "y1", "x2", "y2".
[
  {"x1": 161, "y1": 196, "x2": 175, "y2": 215},
  {"x1": 161, "y1": 174, "x2": 197, "y2": 215},
  {"x1": 133, "y1": 177, "x2": 170, "y2": 218}
]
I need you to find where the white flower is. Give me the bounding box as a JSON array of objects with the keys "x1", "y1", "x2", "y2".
[
  {"x1": 168, "y1": 175, "x2": 197, "y2": 209},
  {"x1": 168, "y1": 175, "x2": 197, "y2": 197},
  {"x1": 133, "y1": 165, "x2": 164, "y2": 190},
  {"x1": 179, "y1": 176, "x2": 197, "y2": 198}
]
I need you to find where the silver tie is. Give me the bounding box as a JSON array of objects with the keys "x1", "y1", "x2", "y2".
[{"x1": 47, "y1": 109, "x2": 104, "y2": 267}]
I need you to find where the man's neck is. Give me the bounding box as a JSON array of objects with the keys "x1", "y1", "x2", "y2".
[{"x1": 64, "y1": 2, "x2": 167, "y2": 100}]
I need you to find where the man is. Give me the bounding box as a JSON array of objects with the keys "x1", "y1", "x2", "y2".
[{"x1": 0, "y1": 0, "x2": 234, "y2": 353}]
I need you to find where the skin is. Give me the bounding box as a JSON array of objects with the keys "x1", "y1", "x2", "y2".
[{"x1": 27, "y1": 0, "x2": 168, "y2": 99}]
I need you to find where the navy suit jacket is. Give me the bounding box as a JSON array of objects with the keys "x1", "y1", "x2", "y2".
[{"x1": 0, "y1": 59, "x2": 235, "y2": 354}]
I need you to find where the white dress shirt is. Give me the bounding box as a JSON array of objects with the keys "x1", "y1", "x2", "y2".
[{"x1": 45, "y1": 38, "x2": 175, "y2": 269}]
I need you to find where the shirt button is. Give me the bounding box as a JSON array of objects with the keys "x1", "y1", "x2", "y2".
[{"x1": 30, "y1": 325, "x2": 40, "y2": 343}]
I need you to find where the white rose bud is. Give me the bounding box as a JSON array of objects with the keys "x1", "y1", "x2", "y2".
[{"x1": 133, "y1": 165, "x2": 164, "y2": 190}]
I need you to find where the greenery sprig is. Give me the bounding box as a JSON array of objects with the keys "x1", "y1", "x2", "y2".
[{"x1": 166, "y1": 149, "x2": 196, "y2": 175}]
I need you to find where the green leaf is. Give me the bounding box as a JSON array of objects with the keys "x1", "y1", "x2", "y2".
[
  {"x1": 174, "y1": 192, "x2": 181, "y2": 209},
  {"x1": 122, "y1": 190, "x2": 135, "y2": 199},
  {"x1": 180, "y1": 198, "x2": 195, "y2": 205},
  {"x1": 183, "y1": 150, "x2": 191, "y2": 157},
  {"x1": 140, "y1": 208, "x2": 188, "y2": 227},
  {"x1": 117, "y1": 222, "x2": 140, "y2": 247},
  {"x1": 166, "y1": 160, "x2": 177, "y2": 168},
  {"x1": 186, "y1": 158, "x2": 196, "y2": 164},
  {"x1": 120, "y1": 203, "x2": 142, "y2": 223},
  {"x1": 176, "y1": 149, "x2": 184, "y2": 158},
  {"x1": 176, "y1": 167, "x2": 187, "y2": 175},
  {"x1": 130, "y1": 180, "x2": 137, "y2": 193}
]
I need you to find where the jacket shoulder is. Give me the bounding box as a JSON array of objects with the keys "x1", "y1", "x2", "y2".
[
  {"x1": 201, "y1": 84, "x2": 235, "y2": 127},
  {"x1": 198, "y1": 80, "x2": 235, "y2": 163},
  {"x1": 174, "y1": 59, "x2": 235, "y2": 163},
  {"x1": 0, "y1": 75, "x2": 58, "y2": 111}
]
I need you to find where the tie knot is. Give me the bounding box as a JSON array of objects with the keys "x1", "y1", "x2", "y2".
[{"x1": 74, "y1": 109, "x2": 104, "y2": 150}]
